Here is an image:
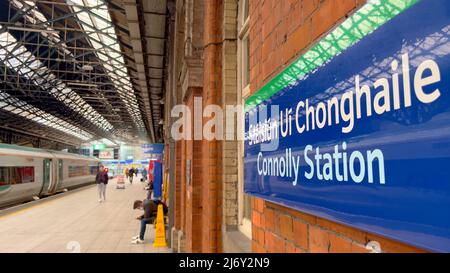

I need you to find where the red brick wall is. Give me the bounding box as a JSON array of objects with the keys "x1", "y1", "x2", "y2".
[
  {"x1": 249, "y1": 0, "x2": 366, "y2": 93},
  {"x1": 174, "y1": 140, "x2": 182, "y2": 230},
  {"x1": 172, "y1": 0, "x2": 230, "y2": 253},
  {"x1": 183, "y1": 88, "x2": 204, "y2": 253},
  {"x1": 248, "y1": 0, "x2": 427, "y2": 253},
  {"x1": 252, "y1": 198, "x2": 426, "y2": 253},
  {"x1": 201, "y1": 0, "x2": 223, "y2": 253}
]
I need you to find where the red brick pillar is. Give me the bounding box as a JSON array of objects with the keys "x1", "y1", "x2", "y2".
[
  {"x1": 174, "y1": 140, "x2": 182, "y2": 230},
  {"x1": 185, "y1": 88, "x2": 203, "y2": 252},
  {"x1": 201, "y1": 0, "x2": 223, "y2": 253}
]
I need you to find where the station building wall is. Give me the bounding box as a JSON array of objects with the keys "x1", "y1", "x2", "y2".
[{"x1": 168, "y1": 0, "x2": 252, "y2": 253}]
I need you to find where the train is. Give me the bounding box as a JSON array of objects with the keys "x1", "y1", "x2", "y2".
[{"x1": 0, "y1": 143, "x2": 100, "y2": 208}]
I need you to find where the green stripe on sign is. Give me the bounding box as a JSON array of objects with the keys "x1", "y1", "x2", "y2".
[{"x1": 245, "y1": 0, "x2": 419, "y2": 112}]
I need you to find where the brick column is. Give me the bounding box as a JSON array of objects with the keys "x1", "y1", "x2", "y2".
[
  {"x1": 201, "y1": 0, "x2": 223, "y2": 252},
  {"x1": 184, "y1": 88, "x2": 203, "y2": 252}
]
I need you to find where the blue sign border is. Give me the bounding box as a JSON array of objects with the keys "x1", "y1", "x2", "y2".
[{"x1": 244, "y1": 0, "x2": 450, "y2": 252}]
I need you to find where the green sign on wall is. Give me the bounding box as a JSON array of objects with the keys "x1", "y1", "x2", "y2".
[{"x1": 93, "y1": 143, "x2": 106, "y2": 150}]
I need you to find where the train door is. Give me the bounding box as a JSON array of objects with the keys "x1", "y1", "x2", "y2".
[
  {"x1": 48, "y1": 160, "x2": 60, "y2": 194},
  {"x1": 57, "y1": 159, "x2": 63, "y2": 191},
  {"x1": 39, "y1": 158, "x2": 52, "y2": 196}
]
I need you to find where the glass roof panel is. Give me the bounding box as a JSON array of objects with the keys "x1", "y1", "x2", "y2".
[
  {"x1": 70, "y1": 0, "x2": 147, "y2": 130},
  {"x1": 4, "y1": 0, "x2": 150, "y2": 140},
  {"x1": 0, "y1": 26, "x2": 113, "y2": 132},
  {"x1": 0, "y1": 90, "x2": 92, "y2": 140}
]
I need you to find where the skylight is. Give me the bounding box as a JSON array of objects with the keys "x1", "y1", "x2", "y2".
[
  {"x1": 69, "y1": 0, "x2": 147, "y2": 131},
  {"x1": 0, "y1": 26, "x2": 114, "y2": 132},
  {"x1": 10, "y1": 0, "x2": 73, "y2": 56},
  {"x1": 0, "y1": 90, "x2": 93, "y2": 141}
]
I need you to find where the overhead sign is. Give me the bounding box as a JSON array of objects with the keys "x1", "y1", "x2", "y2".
[
  {"x1": 101, "y1": 160, "x2": 119, "y2": 165},
  {"x1": 98, "y1": 148, "x2": 114, "y2": 159},
  {"x1": 142, "y1": 143, "x2": 164, "y2": 160},
  {"x1": 93, "y1": 143, "x2": 106, "y2": 150},
  {"x1": 142, "y1": 143, "x2": 164, "y2": 154},
  {"x1": 244, "y1": 0, "x2": 450, "y2": 252}
]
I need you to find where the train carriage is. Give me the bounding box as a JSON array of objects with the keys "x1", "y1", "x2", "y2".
[{"x1": 0, "y1": 144, "x2": 100, "y2": 208}]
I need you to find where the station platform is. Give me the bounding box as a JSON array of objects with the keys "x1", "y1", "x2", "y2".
[{"x1": 0, "y1": 177, "x2": 171, "y2": 253}]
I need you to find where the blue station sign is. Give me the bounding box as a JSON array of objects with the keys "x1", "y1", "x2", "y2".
[
  {"x1": 244, "y1": 0, "x2": 450, "y2": 252},
  {"x1": 141, "y1": 143, "x2": 164, "y2": 160},
  {"x1": 141, "y1": 143, "x2": 164, "y2": 154}
]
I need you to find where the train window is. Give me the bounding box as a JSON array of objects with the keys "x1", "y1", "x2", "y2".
[
  {"x1": 68, "y1": 165, "x2": 89, "y2": 177},
  {"x1": 0, "y1": 167, "x2": 35, "y2": 185},
  {"x1": 90, "y1": 165, "x2": 98, "y2": 175},
  {"x1": 20, "y1": 167, "x2": 35, "y2": 183},
  {"x1": 10, "y1": 168, "x2": 21, "y2": 184},
  {"x1": 0, "y1": 167, "x2": 8, "y2": 186}
]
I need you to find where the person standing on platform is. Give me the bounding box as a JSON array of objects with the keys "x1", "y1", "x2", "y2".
[
  {"x1": 124, "y1": 167, "x2": 129, "y2": 181},
  {"x1": 128, "y1": 167, "x2": 134, "y2": 184},
  {"x1": 95, "y1": 165, "x2": 108, "y2": 202}
]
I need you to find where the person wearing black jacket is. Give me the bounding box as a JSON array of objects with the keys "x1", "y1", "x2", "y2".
[
  {"x1": 131, "y1": 198, "x2": 157, "y2": 244},
  {"x1": 95, "y1": 165, "x2": 108, "y2": 202},
  {"x1": 128, "y1": 167, "x2": 134, "y2": 184},
  {"x1": 131, "y1": 198, "x2": 169, "y2": 244}
]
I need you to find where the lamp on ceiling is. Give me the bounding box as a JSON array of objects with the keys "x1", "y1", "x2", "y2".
[
  {"x1": 7, "y1": 26, "x2": 59, "y2": 34},
  {"x1": 81, "y1": 65, "x2": 94, "y2": 71},
  {"x1": 67, "y1": 82, "x2": 97, "y2": 87}
]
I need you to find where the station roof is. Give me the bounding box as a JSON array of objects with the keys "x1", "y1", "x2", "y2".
[{"x1": 0, "y1": 0, "x2": 170, "y2": 147}]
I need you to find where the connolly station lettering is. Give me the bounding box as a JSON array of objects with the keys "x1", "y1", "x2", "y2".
[{"x1": 249, "y1": 53, "x2": 442, "y2": 185}]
